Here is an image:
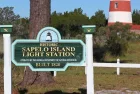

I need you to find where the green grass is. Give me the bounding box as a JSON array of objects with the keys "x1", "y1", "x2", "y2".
[
  {"x1": 1, "y1": 35, "x2": 140, "y2": 93},
  {"x1": 11, "y1": 67, "x2": 140, "y2": 93},
  {"x1": 104, "y1": 41, "x2": 140, "y2": 63},
  {"x1": 94, "y1": 68, "x2": 140, "y2": 91}
]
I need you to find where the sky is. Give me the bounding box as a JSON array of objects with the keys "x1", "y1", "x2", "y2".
[{"x1": 0, "y1": 0, "x2": 140, "y2": 18}]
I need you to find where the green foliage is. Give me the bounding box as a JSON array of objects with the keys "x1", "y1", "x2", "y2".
[
  {"x1": 51, "y1": 9, "x2": 107, "y2": 37},
  {"x1": 75, "y1": 33, "x2": 85, "y2": 42},
  {"x1": 0, "y1": 7, "x2": 29, "y2": 38},
  {"x1": 51, "y1": 8, "x2": 90, "y2": 37},
  {"x1": 13, "y1": 18, "x2": 29, "y2": 38},
  {"x1": 106, "y1": 22, "x2": 130, "y2": 56},
  {"x1": 94, "y1": 26, "x2": 108, "y2": 47},
  {"x1": 0, "y1": 7, "x2": 20, "y2": 24},
  {"x1": 132, "y1": 9, "x2": 140, "y2": 25},
  {"x1": 93, "y1": 26, "x2": 108, "y2": 61},
  {"x1": 0, "y1": 7, "x2": 107, "y2": 39},
  {"x1": 126, "y1": 32, "x2": 140, "y2": 41},
  {"x1": 90, "y1": 10, "x2": 107, "y2": 30}
]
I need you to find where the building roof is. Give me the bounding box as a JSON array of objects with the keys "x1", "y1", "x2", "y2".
[{"x1": 131, "y1": 25, "x2": 140, "y2": 30}]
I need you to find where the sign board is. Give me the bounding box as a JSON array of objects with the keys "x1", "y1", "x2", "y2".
[
  {"x1": 0, "y1": 25, "x2": 12, "y2": 34},
  {"x1": 12, "y1": 27, "x2": 85, "y2": 71}
]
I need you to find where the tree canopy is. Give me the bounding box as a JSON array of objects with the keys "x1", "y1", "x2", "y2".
[
  {"x1": 0, "y1": 7, "x2": 20, "y2": 25},
  {"x1": 90, "y1": 10, "x2": 107, "y2": 29},
  {"x1": 132, "y1": 9, "x2": 140, "y2": 25},
  {"x1": 51, "y1": 8, "x2": 90, "y2": 37}
]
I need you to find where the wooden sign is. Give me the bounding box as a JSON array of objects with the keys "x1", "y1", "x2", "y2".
[{"x1": 12, "y1": 27, "x2": 86, "y2": 71}]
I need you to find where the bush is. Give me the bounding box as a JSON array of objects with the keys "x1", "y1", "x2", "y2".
[
  {"x1": 106, "y1": 22, "x2": 130, "y2": 56},
  {"x1": 106, "y1": 35, "x2": 128, "y2": 56}
]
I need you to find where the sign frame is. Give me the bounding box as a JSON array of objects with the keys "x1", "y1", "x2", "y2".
[{"x1": 12, "y1": 27, "x2": 86, "y2": 71}]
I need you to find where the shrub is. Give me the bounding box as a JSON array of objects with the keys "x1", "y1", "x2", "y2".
[{"x1": 106, "y1": 22, "x2": 130, "y2": 56}]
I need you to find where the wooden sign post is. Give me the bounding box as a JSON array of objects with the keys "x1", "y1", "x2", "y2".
[
  {"x1": 82, "y1": 25, "x2": 96, "y2": 94},
  {"x1": 0, "y1": 25, "x2": 13, "y2": 94},
  {"x1": 0, "y1": 25, "x2": 96, "y2": 94}
]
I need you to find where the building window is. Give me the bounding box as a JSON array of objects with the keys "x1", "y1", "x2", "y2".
[{"x1": 115, "y1": 2, "x2": 118, "y2": 9}]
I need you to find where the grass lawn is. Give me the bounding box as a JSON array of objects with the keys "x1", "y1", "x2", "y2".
[
  {"x1": 0, "y1": 35, "x2": 140, "y2": 93},
  {"x1": 104, "y1": 41, "x2": 140, "y2": 63},
  {"x1": 11, "y1": 66, "x2": 140, "y2": 93},
  {"x1": 0, "y1": 35, "x2": 3, "y2": 53}
]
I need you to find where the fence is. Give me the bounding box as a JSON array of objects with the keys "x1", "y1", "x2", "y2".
[
  {"x1": 54, "y1": 59, "x2": 140, "y2": 76},
  {"x1": 83, "y1": 59, "x2": 140, "y2": 75}
]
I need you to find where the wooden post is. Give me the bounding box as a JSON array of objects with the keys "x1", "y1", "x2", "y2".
[
  {"x1": 0, "y1": 25, "x2": 12, "y2": 94},
  {"x1": 85, "y1": 63, "x2": 87, "y2": 75},
  {"x1": 117, "y1": 59, "x2": 120, "y2": 75},
  {"x1": 54, "y1": 71, "x2": 57, "y2": 77},
  {"x1": 82, "y1": 25, "x2": 96, "y2": 94},
  {"x1": 3, "y1": 34, "x2": 12, "y2": 94}
]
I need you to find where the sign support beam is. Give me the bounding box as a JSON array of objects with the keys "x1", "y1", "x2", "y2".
[
  {"x1": 86, "y1": 34, "x2": 94, "y2": 94},
  {"x1": 0, "y1": 25, "x2": 12, "y2": 94},
  {"x1": 3, "y1": 34, "x2": 12, "y2": 94},
  {"x1": 82, "y1": 25, "x2": 96, "y2": 94}
]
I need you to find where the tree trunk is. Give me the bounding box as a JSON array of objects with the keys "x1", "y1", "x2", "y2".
[
  {"x1": 19, "y1": 0, "x2": 54, "y2": 87},
  {"x1": 29, "y1": 0, "x2": 51, "y2": 38}
]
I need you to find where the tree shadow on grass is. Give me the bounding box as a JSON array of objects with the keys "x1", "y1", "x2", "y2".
[
  {"x1": 44, "y1": 89, "x2": 87, "y2": 94},
  {"x1": 18, "y1": 88, "x2": 28, "y2": 94},
  {"x1": 17, "y1": 88, "x2": 87, "y2": 94},
  {"x1": 78, "y1": 88, "x2": 86, "y2": 94},
  {"x1": 44, "y1": 90, "x2": 80, "y2": 94}
]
